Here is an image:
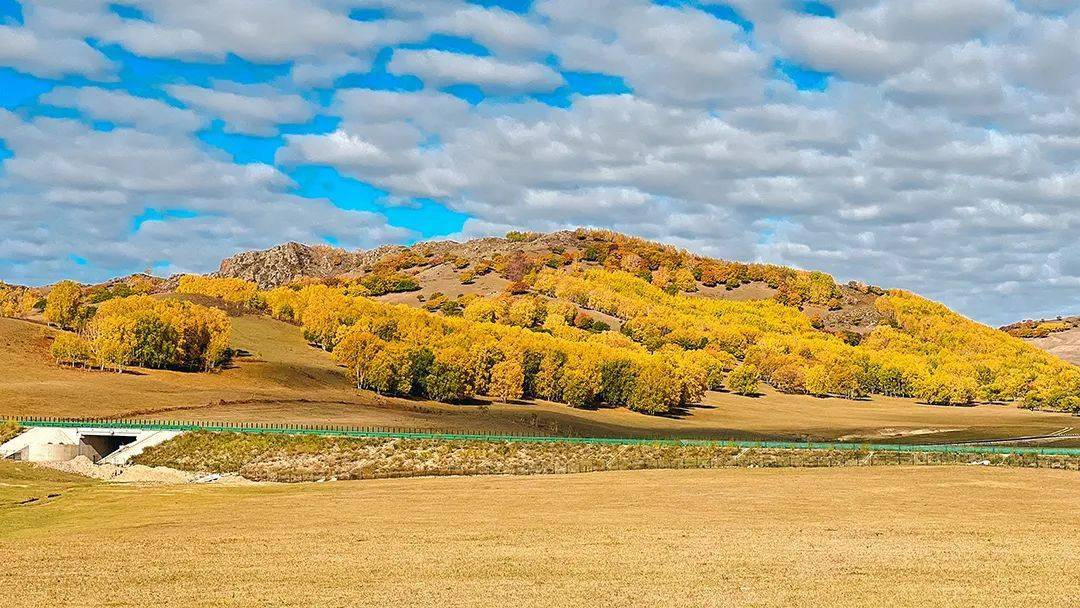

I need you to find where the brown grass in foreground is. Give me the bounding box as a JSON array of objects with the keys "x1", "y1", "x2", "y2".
[
  {"x1": 133, "y1": 432, "x2": 1080, "y2": 482},
  {"x1": 1, "y1": 463, "x2": 1077, "y2": 607}
]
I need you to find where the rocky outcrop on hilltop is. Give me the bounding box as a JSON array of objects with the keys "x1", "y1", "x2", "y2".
[
  {"x1": 215, "y1": 242, "x2": 370, "y2": 288},
  {"x1": 214, "y1": 232, "x2": 586, "y2": 289}
]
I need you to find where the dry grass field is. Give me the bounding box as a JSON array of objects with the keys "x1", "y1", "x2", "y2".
[
  {"x1": 2, "y1": 315, "x2": 1077, "y2": 445},
  {"x1": 1, "y1": 461, "x2": 1077, "y2": 607}
]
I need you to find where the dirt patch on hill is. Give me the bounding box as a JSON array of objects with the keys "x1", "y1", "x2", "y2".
[
  {"x1": 1026, "y1": 326, "x2": 1080, "y2": 366},
  {"x1": 694, "y1": 281, "x2": 777, "y2": 301},
  {"x1": 372, "y1": 263, "x2": 511, "y2": 308},
  {"x1": 37, "y1": 455, "x2": 259, "y2": 484},
  {"x1": 40, "y1": 456, "x2": 197, "y2": 483}
]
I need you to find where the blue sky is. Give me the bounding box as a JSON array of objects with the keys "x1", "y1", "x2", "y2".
[{"x1": 1, "y1": 0, "x2": 1079, "y2": 324}]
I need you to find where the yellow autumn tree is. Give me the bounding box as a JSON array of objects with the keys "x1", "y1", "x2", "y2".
[
  {"x1": 726, "y1": 363, "x2": 761, "y2": 396},
  {"x1": 44, "y1": 280, "x2": 83, "y2": 329},
  {"x1": 177, "y1": 275, "x2": 261, "y2": 307},
  {"x1": 490, "y1": 355, "x2": 525, "y2": 403},
  {"x1": 332, "y1": 330, "x2": 385, "y2": 389}
]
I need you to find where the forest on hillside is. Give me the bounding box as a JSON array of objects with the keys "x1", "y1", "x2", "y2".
[{"x1": 4, "y1": 230, "x2": 1079, "y2": 414}]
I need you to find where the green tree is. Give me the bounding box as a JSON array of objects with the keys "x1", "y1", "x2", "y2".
[
  {"x1": 423, "y1": 348, "x2": 475, "y2": 402},
  {"x1": 130, "y1": 312, "x2": 179, "y2": 369},
  {"x1": 599, "y1": 358, "x2": 637, "y2": 407}
]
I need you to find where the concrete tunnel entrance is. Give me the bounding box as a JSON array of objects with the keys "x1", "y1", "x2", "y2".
[
  {"x1": 80, "y1": 434, "x2": 137, "y2": 462},
  {"x1": 1, "y1": 426, "x2": 184, "y2": 464}
]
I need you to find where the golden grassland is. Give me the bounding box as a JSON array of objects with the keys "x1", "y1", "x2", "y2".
[
  {"x1": 1, "y1": 461, "x2": 1077, "y2": 607},
  {"x1": 2, "y1": 316, "x2": 1078, "y2": 445}
]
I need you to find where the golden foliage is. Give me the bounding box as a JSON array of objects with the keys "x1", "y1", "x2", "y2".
[
  {"x1": 52, "y1": 295, "x2": 230, "y2": 372},
  {"x1": 177, "y1": 275, "x2": 261, "y2": 307},
  {"x1": 726, "y1": 363, "x2": 761, "y2": 396},
  {"x1": 0, "y1": 283, "x2": 37, "y2": 318},
  {"x1": 248, "y1": 260, "x2": 1080, "y2": 413},
  {"x1": 44, "y1": 280, "x2": 83, "y2": 329}
]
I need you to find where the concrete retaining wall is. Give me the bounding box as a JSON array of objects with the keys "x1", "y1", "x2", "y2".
[{"x1": 26, "y1": 443, "x2": 96, "y2": 462}]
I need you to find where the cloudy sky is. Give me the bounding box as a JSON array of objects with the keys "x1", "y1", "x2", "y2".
[{"x1": 1, "y1": 0, "x2": 1078, "y2": 324}]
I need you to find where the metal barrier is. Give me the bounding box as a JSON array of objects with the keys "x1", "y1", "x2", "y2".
[{"x1": 12, "y1": 416, "x2": 1080, "y2": 457}]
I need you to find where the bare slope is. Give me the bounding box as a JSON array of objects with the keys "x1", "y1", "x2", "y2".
[
  {"x1": 2, "y1": 464, "x2": 1078, "y2": 607},
  {"x1": 1026, "y1": 327, "x2": 1080, "y2": 366},
  {"x1": 1000, "y1": 316, "x2": 1080, "y2": 365}
]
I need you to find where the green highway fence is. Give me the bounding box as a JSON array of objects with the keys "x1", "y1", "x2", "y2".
[{"x1": 12, "y1": 417, "x2": 1080, "y2": 457}]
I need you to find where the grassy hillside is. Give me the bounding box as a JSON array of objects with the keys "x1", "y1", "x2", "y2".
[
  {"x1": 2, "y1": 315, "x2": 1076, "y2": 445},
  {"x1": 192, "y1": 230, "x2": 1080, "y2": 412},
  {"x1": 2, "y1": 229, "x2": 1078, "y2": 434}
]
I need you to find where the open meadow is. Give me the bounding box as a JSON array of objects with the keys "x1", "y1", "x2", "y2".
[
  {"x1": 2, "y1": 316, "x2": 1077, "y2": 446},
  {"x1": 1, "y1": 461, "x2": 1077, "y2": 607}
]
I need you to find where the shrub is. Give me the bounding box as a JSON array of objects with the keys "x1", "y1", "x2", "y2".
[
  {"x1": 0, "y1": 419, "x2": 20, "y2": 444},
  {"x1": 360, "y1": 272, "x2": 420, "y2": 296},
  {"x1": 505, "y1": 231, "x2": 538, "y2": 242}
]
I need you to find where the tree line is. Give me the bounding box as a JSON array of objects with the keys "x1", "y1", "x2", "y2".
[
  {"x1": 33, "y1": 229, "x2": 1080, "y2": 414},
  {"x1": 178, "y1": 264, "x2": 1080, "y2": 414},
  {"x1": 45, "y1": 280, "x2": 230, "y2": 373},
  {"x1": 260, "y1": 282, "x2": 750, "y2": 414}
]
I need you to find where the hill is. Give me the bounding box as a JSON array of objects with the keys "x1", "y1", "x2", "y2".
[
  {"x1": 1025, "y1": 328, "x2": 1080, "y2": 367},
  {"x1": 5, "y1": 314, "x2": 1076, "y2": 444},
  {"x1": 204, "y1": 229, "x2": 1077, "y2": 412},
  {"x1": 214, "y1": 230, "x2": 887, "y2": 337},
  {"x1": 3, "y1": 229, "x2": 1079, "y2": 431},
  {"x1": 1001, "y1": 316, "x2": 1080, "y2": 366}
]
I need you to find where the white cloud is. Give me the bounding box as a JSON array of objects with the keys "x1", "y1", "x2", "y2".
[
  {"x1": 388, "y1": 49, "x2": 564, "y2": 93},
  {"x1": 0, "y1": 25, "x2": 113, "y2": 78},
  {"x1": 41, "y1": 87, "x2": 205, "y2": 132},
  {"x1": 541, "y1": 0, "x2": 769, "y2": 106},
  {"x1": 776, "y1": 16, "x2": 919, "y2": 82},
  {"x1": 165, "y1": 83, "x2": 318, "y2": 135},
  {"x1": 100, "y1": 0, "x2": 378, "y2": 62},
  {"x1": 846, "y1": 0, "x2": 1016, "y2": 44},
  {"x1": 429, "y1": 5, "x2": 550, "y2": 56},
  {"x1": 3, "y1": 0, "x2": 1080, "y2": 323},
  {"x1": 0, "y1": 110, "x2": 411, "y2": 280}
]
